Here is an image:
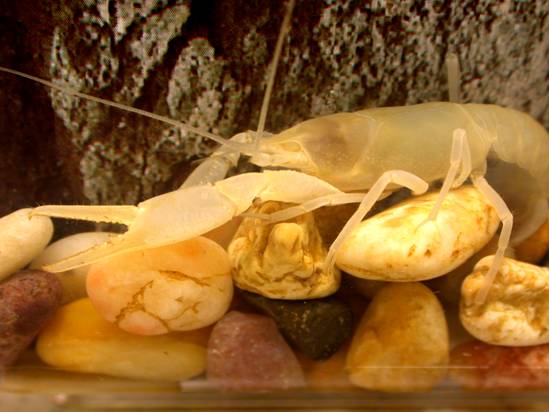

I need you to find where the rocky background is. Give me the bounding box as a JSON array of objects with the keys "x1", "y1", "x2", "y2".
[{"x1": 0, "y1": 0, "x2": 547, "y2": 223}]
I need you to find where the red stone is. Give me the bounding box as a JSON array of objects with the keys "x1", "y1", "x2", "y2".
[
  {"x1": 207, "y1": 311, "x2": 305, "y2": 391},
  {"x1": 450, "y1": 340, "x2": 549, "y2": 390}
]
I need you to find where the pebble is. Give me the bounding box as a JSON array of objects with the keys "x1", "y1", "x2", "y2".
[
  {"x1": 30, "y1": 232, "x2": 115, "y2": 304},
  {"x1": 515, "y1": 215, "x2": 549, "y2": 264},
  {"x1": 346, "y1": 283, "x2": 449, "y2": 392},
  {"x1": 299, "y1": 345, "x2": 352, "y2": 388},
  {"x1": 86, "y1": 237, "x2": 233, "y2": 335},
  {"x1": 36, "y1": 298, "x2": 209, "y2": 381},
  {"x1": 450, "y1": 340, "x2": 549, "y2": 389},
  {"x1": 0, "y1": 270, "x2": 62, "y2": 367},
  {"x1": 460, "y1": 256, "x2": 549, "y2": 346},
  {"x1": 241, "y1": 290, "x2": 353, "y2": 360},
  {"x1": 228, "y1": 201, "x2": 340, "y2": 300},
  {"x1": 336, "y1": 186, "x2": 499, "y2": 281},
  {"x1": 426, "y1": 235, "x2": 500, "y2": 304},
  {"x1": 0, "y1": 209, "x2": 53, "y2": 281},
  {"x1": 206, "y1": 311, "x2": 305, "y2": 390},
  {"x1": 350, "y1": 277, "x2": 387, "y2": 299}
]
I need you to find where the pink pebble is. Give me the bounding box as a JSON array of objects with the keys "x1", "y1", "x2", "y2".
[
  {"x1": 207, "y1": 311, "x2": 305, "y2": 391},
  {"x1": 451, "y1": 340, "x2": 549, "y2": 390}
]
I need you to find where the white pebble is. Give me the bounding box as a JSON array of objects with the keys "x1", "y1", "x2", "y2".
[
  {"x1": 0, "y1": 209, "x2": 53, "y2": 281},
  {"x1": 336, "y1": 186, "x2": 499, "y2": 281},
  {"x1": 31, "y1": 232, "x2": 116, "y2": 304},
  {"x1": 460, "y1": 256, "x2": 549, "y2": 346}
]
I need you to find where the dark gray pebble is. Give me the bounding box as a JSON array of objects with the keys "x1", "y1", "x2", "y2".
[{"x1": 240, "y1": 290, "x2": 353, "y2": 360}]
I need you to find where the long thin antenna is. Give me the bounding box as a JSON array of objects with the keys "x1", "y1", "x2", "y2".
[
  {"x1": 255, "y1": 0, "x2": 296, "y2": 141},
  {"x1": 446, "y1": 53, "x2": 461, "y2": 103},
  {"x1": 0, "y1": 66, "x2": 253, "y2": 154}
]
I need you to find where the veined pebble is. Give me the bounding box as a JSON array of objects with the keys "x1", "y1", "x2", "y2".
[{"x1": 87, "y1": 237, "x2": 233, "y2": 335}]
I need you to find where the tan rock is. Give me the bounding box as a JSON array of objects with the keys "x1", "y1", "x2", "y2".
[
  {"x1": 228, "y1": 201, "x2": 339, "y2": 299},
  {"x1": 460, "y1": 256, "x2": 549, "y2": 346},
  {"x1": 336, "y1": 186, "x2": 499, "y2": 281},
  {"x1": 346, "y1": 283, "x2": 449, "y2": 392}
]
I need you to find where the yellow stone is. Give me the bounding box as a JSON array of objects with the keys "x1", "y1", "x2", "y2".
[
  {"x1": 346, "y1": 283, "x2": 449, "y2": 392},
  {"x1": 36, "y1": 299, "x2": 209, "y2": 381}
]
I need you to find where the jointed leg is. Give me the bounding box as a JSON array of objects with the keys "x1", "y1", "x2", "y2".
[
  {"x1": 426, "y1": 128, "x2": 472, "y2": 221},
  {"x1": 325, "y1": 170, "x2": 429, "y2": 273},
  {"x1": 180, "y1": 132, "x2": 251, "y2": 189},
  {"x1": 243, "y1": 192, "x2": 367, "y2": 222},
  {"x1": 471, "y1": 175, "x2": 513, "y2": 304}
]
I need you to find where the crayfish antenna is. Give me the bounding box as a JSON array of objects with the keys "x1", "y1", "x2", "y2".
[
  {"x1": 0, "y1": 66, "x2": 255, "y2": 155},
  {"x1": 32, "y1": 205, "x2": 138, "y2": 225},
  {"x1": 255, "y1": 0, "x2": 296, "y2": 145},
  {"x1": 42, "y1": 234, "x2": 144, "y2": 272},
  {"x1": 446, "y1": 52, "x2": 461, "y2": 103}
]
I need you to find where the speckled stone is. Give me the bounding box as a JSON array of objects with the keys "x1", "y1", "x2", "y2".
[{"x1": 241, "y1": 290, "x2": 353, "y2": 360}]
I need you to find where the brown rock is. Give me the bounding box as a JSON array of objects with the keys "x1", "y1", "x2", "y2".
[
  {"x1": 0, "y1": 270, "x2": 62, "y2": 367},
  {"x1": 206, "y1": 311, "x2": 305, "y2": 390}
]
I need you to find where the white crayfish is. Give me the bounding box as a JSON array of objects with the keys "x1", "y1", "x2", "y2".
[{"x1": 0, "y1": 0, "x2": 547, "y2": 304}]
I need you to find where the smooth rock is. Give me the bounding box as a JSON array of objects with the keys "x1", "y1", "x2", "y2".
[
  {"x1": 206, "y1": 310, "x2": 305, "y2": 390},
  {"x1": 229, "y1": 201, "x2": 340, "y2": 300},
  {"x1": 350, "y1": 277, "x2": 387, "y2": 299},
  {"x1": 241, "y1": 290, "x2": 353, "y2": 360},
  {"x1": 30, "y1": 232, "x2": 115, "y2": 304},
  {"x1": 426, "y1": 235, "x2": 500, "y2": 304},
  {"x1": 299, "y1": 345, "x2": 352, "y2": 389},
  {"x1": 36, "y1": 298, "x2": 209, "y2": 381},
  {"x1": 451, "y1": 340, "x2": 549, "y2": 389},
  {"x1": 0, "y1": 209, "x2": 53, "y2": 281},
  {"x1": 460, "y1": 256, "x2": 549, "y2": 346},
  {"x1": 0, "y1": 270, "x2": 62, "y2": 367},
  {"x1": 346, "y1": 283, "x2": 449, "y2": 392},
  {"x1": 336, "y1": 186, "x2": 499, "y2": 281},
  {"x1": 515, "y1": 215, "x2": 549, "y2": 264},
  {"x1": 87, "y1": 237, "x2": 233, "y2": 335}
]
